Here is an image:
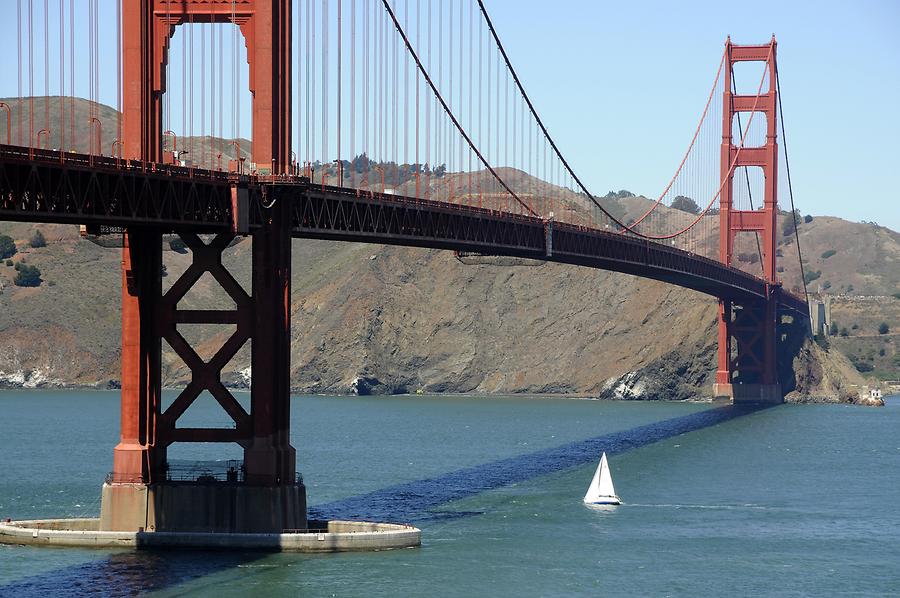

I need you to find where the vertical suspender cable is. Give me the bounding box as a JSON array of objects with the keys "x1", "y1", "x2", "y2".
[
  {"x1": 58, "y1": 0, "x2": 64, "y2": 150},
  {"x1": 425, "y1": 0, "x2": 431, "y2": 198},
  {"x1": 454, "y1": 0, "x2": 465, "y2": 180},
  {"x1": 201, "y1": 21, "x2": 205, "y2": 167},
  {"x1": 311, "y1": 0, "x2": 316, "y2": 175},
  {"x1": 381, "y1": 0, "x2": 533, "y2": 215},
  {"x1": 403, "y1": 0, "x2": 408, "y2": 176},
  {"x1": 476, "y1": 0, "x2": 634, "y2": 229},
  {"x1": 337, "y1": 0, "x2": 342, "y2": 184},
  {"x1": 117, "y1": 0, "x2": 122, "y2": 155},
  {"x1": 17, "y1": 0, "x2": 23, "y2": 145},
  {"x1": 69, "y1": 0, "x2": 78, "y2": 150},
  {"x1": 322, "y1": 0, "x2": 329, "y2": 176},
  {"x1": 189, "y1": 14, "x2": 193, "y2": 161},
  {"x1": 351, "y1": 0, "x2": 356, "y2": 184},
  {"x1": 185, "y1": 12, "x2": 189, "y2": 160},
  {"x1": 219, "y1": 18, "x2": 223, "y2": 167},
  {"x1": 29, "y1": 0, "x2": 34, "y2": 148},
  {"x1": 775, "y1": 65, "x2": 810, "y2": 311},
  {"x1": 415, "y1": 0, "x2": 420, "y2": 197},
  {"x1": 44, "y1": 0, "x2": 49, "y2": 142}
]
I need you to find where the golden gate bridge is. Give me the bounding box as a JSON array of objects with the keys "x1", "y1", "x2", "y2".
[{"x1": 0, "y1": 0, "x2": 810, "y2": 535}]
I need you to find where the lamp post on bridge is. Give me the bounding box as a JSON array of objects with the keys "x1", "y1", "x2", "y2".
[{"x1": 0, "y1": 102, "x2": 10, "y2": 145}]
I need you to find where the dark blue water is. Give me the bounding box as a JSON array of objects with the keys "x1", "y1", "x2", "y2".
[{"x1": 1, "y1": 391, "x2": 898, "y2": 596}]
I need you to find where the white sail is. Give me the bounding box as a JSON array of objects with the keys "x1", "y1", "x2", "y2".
[{"x1": 583, "y1": 452, "x2": 621, "y2": 505}]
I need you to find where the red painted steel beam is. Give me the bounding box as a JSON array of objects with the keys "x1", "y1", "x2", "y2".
[
  {"x1": 717, "y1": 37, "x2": 781, "y2": 388},
  {"x1": 122, "y1": 0, "x2": 291, "y2": 172}
]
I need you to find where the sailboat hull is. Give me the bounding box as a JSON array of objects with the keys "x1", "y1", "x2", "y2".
[{"x1": 584, "y1": 495, "x2": 621, "y2": 506}]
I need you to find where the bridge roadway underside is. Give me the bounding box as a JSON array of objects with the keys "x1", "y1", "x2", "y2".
[{"x1": 0, "y1": 146, "x2": 808, "y2": 315}]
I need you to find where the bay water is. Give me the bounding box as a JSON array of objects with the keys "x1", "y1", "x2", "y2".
[{"x1": 0, "y1": 390, "x2": 898, "y2": 596}]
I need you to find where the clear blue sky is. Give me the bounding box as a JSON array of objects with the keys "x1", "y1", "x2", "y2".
[
  {"x1": 485, "y1": 0, "x2": 900, "y2": 230},
  {"x1": 0, "y1": 0, "x2": 897, "y2": 229}
]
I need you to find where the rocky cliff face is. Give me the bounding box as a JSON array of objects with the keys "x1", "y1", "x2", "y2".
[
  {"x1": 0, "y1": 220, "x2": 728, "y2": 397},
  {"x1": 0, "y1": 224, "x2": 870, "y2": 402}
]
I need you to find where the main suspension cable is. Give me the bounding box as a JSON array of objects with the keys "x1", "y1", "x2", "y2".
[
  {"x1": 775, "y1": 63, "x2": 810, "y2": 310},
  {"x1": 381, "y1": 0, "x2": 536, "y2": 216},
  {"x1": 475, "y1": 0, "x2": 633, "y2": 230}
]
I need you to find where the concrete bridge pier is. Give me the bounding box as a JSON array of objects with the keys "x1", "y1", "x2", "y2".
[
  {"x1": 101, "y1": 201, "x2": 306, "y2": 533},
  {"x1": 714, "y1": 290, "x2": 783, "y2": 404}
]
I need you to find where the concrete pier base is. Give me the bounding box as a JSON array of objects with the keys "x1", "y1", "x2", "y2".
[
  {"x1": 713, "y1": 383, "x2": 784, "y2": 404},
  {"x1": 99, "y1": 482, "x2": 307, "y2": 533},
  {"x1": 0, "y1": 519, "x2": 421, "y2": 552}
]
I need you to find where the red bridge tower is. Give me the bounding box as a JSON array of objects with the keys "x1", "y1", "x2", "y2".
[
  {"x1": 101, "y1": 0, "x2": 304, "y2": 533},
  {"x1": 714, "y1": 36, "x2": 784, "y2": 403}
]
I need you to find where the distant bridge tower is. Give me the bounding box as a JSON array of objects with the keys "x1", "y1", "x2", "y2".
[
  {"x1": 714, "y1": 36, "x2": 783, "y2": 403},
  {"x1": 102, "y1": 0, "x2": 304, "y2": 533}
]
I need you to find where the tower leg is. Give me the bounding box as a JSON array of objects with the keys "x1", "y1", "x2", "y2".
[
  {"x1": 245, "y1": 198, "x2": 296, "y2": 485},
  {"x1": 101, "y1": 220, "x2": 306, "y2": 533},
  {"x1": 713, "y1": 297, "x2": 783, "y2": 404},
  {"x1": 102, "y1": 229, "x2": 166, "y2": 531}
]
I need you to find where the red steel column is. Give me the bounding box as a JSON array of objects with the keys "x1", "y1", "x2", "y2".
[
  {"x1": 122, "y1": 0, "x2": 168, "y2": 163},
  {"x1": 248, "y1": 0, "x2": 292, "y2": 173},
  {"x1": 245, "y1": 197, "x2": 296, "y2": 485},
  {"x1": 113, "y1": 229, "x2": 164, "y2": 483},
  {"x1": 716, "y1": 39, "x2": 735, "y2": 386},
  {"x1": 116, "y1": 0, "x2": 167, "y2": 483}
]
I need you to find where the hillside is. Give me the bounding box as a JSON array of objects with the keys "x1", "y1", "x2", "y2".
[{"x1": 0, "y1": 98, "x2": 895, "y2": 399}]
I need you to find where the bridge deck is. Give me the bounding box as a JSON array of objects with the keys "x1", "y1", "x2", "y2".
[{"x1": 0, "y1": 145, "x2": 808, "y2": 315}]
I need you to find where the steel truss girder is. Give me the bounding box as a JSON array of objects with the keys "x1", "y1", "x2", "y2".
[
  {"x1": 0, "y1": 145, "x2": 233, "y2": 229},
  {"x1": 157, "y1": 233, "x2": 254, "y2": 448},
  {"x1": 0, "y1": 146, "x2": 808, "y2": 316}
]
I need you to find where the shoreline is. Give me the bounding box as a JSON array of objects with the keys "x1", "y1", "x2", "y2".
[{"x1": 1, "y1": 384, "x2": 891, "y2": 406}]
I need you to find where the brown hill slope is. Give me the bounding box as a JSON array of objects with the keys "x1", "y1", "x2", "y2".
[{"x1": 0, "y1": 99, "x2": 893, "y2": 398}]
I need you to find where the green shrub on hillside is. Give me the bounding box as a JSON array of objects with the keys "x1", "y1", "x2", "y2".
[
  {"x1": 13, "y1": 263, "x2": 41, "y2": 287},
  {"x1": 820, "y1": 249, "x2": 836, "y2": 260},
  {"x1": 168, "y1": 237, "x2": 188, "y2": 254},
  {"x1": 804, "y1": 270, "x2": 821, "y2": 284},
  {"x1": 853, "y1": 361, "x2": 874, "y2": 373},
  {"x1": 803, "y1": 215, "x2": 813, "y2": 223},
  {"x1": 671, "y1": 195, "x2": 700, "y2": 214},
  {"x1": 782, "y1": 210, "x2": 801, "y2": 237},
  {"x1": 0, "y1": 235, "x2": 16, "y2": 259},
  {"x1": 4, "y1": 259, "x2": 12, "y2": 267},
  {"x1": 30, "y1": 229, "x2": 47, "y2": 248},
  {"x1": 879, "y1": 322, "x2": 890, "y2": 335}
]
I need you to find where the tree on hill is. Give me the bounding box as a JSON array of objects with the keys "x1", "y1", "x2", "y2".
[
  {"x1": 879, "y1": 322, "x2": 890, "y2": 335},
  {"x1": 603, "y1": 190, "x2": 636, "y2": 200},
  {"x1": 782, "y1": 209, "x2": 802, "y2": 237},
  {"x1": 671, "y1": 195, "x2": 700, "y2": 214},
  {"x1": 0, "y1": 235, "x2": 16, "y2": 259},
  {"x1": 30, "y1": 229, "x2": 46, "y2": 248},
  {"x1": 13, "y1": 263, "x2": 41, "y2": 287}
]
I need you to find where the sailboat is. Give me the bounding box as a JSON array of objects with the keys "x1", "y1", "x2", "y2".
[{"x1": 583, "y1": 452, "x2": 621, "y2": 505}]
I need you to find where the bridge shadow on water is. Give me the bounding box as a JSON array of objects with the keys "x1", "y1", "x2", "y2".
[
  {"x1": 308, "y1": 402, "x2": 770, "y2": 523},
  {"x1": 1, "y1": 402, "x2": 769, "y2": 597}
]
